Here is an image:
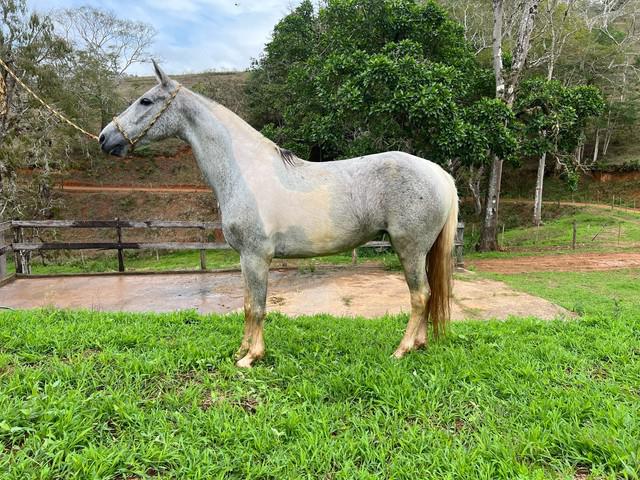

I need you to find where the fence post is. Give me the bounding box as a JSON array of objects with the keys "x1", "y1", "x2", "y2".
[
  {"x1": 618, "y1": 222, "x2": 621, "y2": 245},
  {"x1": 455, "y1": 222, "x2": 465, "y2": 269},
  {"x1": 351, "y1": 248, "x2": 358, "y2": 265},
  {"x1": 0, "y1": 229, "x2": 6, "y2": 280},
  {"x1": 572, "y1": 220, "x2": 577, "y2": 250},
  {"x1": 199, "y1": 224, "x2": 207, "y2": 271},
  {"x1": 116, "y1": 218, "x2": 125, "y2": 272},
  {"x1": 13, "y1": 226, "x2": 21, "y2": 274},
  {"x1": 13, "y1": 225, "x2": 30, "y2": 275}
]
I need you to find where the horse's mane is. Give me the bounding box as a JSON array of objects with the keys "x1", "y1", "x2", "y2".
[{"x1": 277, "y1": 147, "x2": 297, "y2": 167}]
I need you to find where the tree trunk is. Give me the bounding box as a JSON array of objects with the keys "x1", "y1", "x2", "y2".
[
  {"x1": 468, "y1": 164, "x2": 484, "y2": 216},
  {"x1": 478, "y1": 155, "x2": 503, "y2": 251},
  {"x1": 478, "y1": 0, "x2": 505, "y2": 251},
  {"x1": 602, "y1": 129, "x2": 612, "y2": 157},
  {"x1": 479, "y1": 0, "x2": 539, "y2": 251},
  {"x1": 577, "y1": 143, "x2": 583, "y2": 164},
  {"x1": 533, "y1": 152, "x2": 546, "y2": 226},
  {"x1": 592, "y1": 128, "x2": 600, "y2": 164}
]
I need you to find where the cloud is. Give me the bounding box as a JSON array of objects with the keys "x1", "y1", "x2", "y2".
[{"x1": 28, "y1": 0, "x2": 302, "y2": 74}]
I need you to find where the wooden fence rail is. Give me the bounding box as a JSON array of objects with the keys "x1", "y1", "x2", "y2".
[
  {"x1": 3, "y1": 219, "x2": 465, "y2": 277},
  {"x1": 11, "y1": 220, "x2": 222, "y2": 229}
]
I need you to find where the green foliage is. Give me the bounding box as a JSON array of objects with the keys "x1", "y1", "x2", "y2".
[
  {"x1": 516, "y1": 78, "x2": 604, "y2": 159},
  {"x1": 0, "y1": 0, "x2": 74, "y2": 219},
  {"x1": 247, "y1": 0, "x2": 517, "y2": 166},
  {"x1": 594, "y1": 159, "x2": 640, "y2": 173},
  {"x1": 515, "y1": 78, "x2": 604, "y2": 188}
]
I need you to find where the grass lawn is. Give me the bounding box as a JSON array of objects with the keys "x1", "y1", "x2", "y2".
[
  {"x1": 499, "y1": 208, "x2": 640, "y2": 250},
  {"x1": 483, "y1": 268, "x2": 640, "y2": 316},
  {"x1": 1, "y1": 271, "x2": 640, "y2": 478},
  {"x1": 10, "y1": 250, "x2": 243, "y2": 276},
  {"x1": 461, "y1": 204, "x2": 640, "y2": 255}
]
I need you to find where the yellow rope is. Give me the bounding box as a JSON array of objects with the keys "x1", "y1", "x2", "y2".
[
  {"x1": 0, "y1": 72, "x2": 7, "y2": 118},
  {"x1": 0, "y1": 57, "x2": 99, "y2": 141}
]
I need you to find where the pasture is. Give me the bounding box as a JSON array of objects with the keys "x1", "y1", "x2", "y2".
[{"x1": 1, "y1": 269, "x2": 639, "y2": 479}]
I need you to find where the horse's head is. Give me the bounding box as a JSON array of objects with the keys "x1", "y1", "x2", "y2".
[{"x1": 99, "y1": 60, "x2": 182, "y2": 157}]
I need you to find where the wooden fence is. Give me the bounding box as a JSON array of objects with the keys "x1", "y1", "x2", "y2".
[
  {"x1": 0, "y1": 221, "x2": 11, "y2": 282},
  {"x1": 1, "y1": 219, "x2": 465, "y2": 278}
]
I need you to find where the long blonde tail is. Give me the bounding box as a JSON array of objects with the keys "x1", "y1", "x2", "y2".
[{"x1": 427, "y1": 174, "x2": 459, "y2": 337}]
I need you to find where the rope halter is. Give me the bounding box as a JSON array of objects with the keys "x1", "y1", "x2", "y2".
[{"x1": 113, "y1": 83, "x2": 183, "y2": 148}]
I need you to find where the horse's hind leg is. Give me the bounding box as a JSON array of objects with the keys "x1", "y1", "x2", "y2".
[
  {"x1": 391, "y1": 239, "x2": 430, "y2": 358},
  {"x1": 236, "y1": 253, "x2": 271, "y2": 368}
]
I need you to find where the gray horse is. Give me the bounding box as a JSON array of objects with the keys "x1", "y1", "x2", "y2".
[{"x1": 99, "y1": 61, "x2": 459, "y2": 367}]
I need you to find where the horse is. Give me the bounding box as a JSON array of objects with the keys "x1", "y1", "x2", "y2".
[{"x1": 99, "y1": 61, "x2": 459, "y2": 368}]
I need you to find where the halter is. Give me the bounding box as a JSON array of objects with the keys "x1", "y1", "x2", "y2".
[{"x1": 113, "y1": 83, "x2": 183, "y2": 148}]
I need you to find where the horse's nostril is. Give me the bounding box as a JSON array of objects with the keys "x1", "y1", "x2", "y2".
[{"x1": 99, "y1": 134, "x2": 105, "y2": 144}]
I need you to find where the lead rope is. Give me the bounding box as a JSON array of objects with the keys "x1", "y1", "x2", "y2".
[
  {"x1": 0, "y1": 57, "x2": 99, "y2": 141},
  {"x1": 112, "y1": 83, "x2": 182, "y2": 148}
]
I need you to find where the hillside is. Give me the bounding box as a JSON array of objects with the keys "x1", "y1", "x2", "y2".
[{"x1": 54, "y1": 72, "x2": 251, "y2": 225}]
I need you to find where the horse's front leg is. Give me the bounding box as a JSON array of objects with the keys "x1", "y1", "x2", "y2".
[{"x1": 236, "y1": 253, "x2": 271, "y2": 368}]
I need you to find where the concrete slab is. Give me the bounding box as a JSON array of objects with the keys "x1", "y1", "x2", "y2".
[{"x1": 0, "y1": 267, "x2": 570, "y2": 320}]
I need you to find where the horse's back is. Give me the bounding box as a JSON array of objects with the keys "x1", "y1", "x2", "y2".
[{"x1": 327, "y1": 151, "x2": 455, "y2": 226}]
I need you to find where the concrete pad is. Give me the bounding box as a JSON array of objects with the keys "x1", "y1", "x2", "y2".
[{"x1": 0, "y1": 267, "x2": 570, "y2": 320}]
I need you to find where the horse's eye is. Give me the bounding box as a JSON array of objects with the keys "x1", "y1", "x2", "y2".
[{"x1": 140, "y1": 98, "x2": 153, "y2": 106}]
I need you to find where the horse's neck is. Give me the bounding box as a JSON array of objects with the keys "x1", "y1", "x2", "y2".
[{"x1": 182, "y1": 94, "x2": 281, "y2": 210}]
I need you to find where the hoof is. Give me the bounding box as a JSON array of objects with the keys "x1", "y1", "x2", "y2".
[
  {"x1": 413, "y1": 338, "x2": 427, "y2": 350},
  {"x1": 392, "y1": 348, "x2": 408, "y2": 359},
  {"x1": 236, "y1": 350, "x2": 264, "y2": 368},
  {"x1": 236, "y1": 355, "x2": 254, "y2": 368}
]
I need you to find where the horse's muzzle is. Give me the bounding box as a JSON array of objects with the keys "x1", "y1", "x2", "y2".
[
  {"x1": 104, "y1": 143, "x2": 127, "y2": 157},
  {"x1": 99, "y1": 130, "x2": 128, "y2": 157}
]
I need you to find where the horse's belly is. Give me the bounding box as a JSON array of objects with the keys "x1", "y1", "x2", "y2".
[{"x1": 271, "y1": 224, "x2": 377, "y2": 259}]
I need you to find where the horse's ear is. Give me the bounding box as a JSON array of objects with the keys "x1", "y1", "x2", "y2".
[{"x1": 152, "y1": 59, "x2": 170, "y2": 87}]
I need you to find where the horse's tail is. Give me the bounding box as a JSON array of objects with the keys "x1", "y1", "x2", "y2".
[{"x1": 427, "y1": 172, "x2": 459, "y2": 338}]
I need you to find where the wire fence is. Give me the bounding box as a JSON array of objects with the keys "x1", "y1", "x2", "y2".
[{"x1": 463, "y1": 196, "x2": 640, "y2": 253}]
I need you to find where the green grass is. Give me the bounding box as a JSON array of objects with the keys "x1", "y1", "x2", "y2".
[
  {"x1": 461, "y1": 205, "x2": 640, "y2": 256},
  {"x1": 483, "y1": 268, "x2": 640, "y2": 317},
  {"x1": 23, "y1": 250, "x2": 241, "y2": 275},
  {"x1": 2, "y1": 271, "x2": 640, "y2": 478},
  {"x1": 500, "y1": 208, "x2": 640, "y2": 250}
]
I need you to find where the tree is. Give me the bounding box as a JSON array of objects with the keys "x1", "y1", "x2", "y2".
[
  {"x1": 246, "y1": 0, "x2": 316, "y2": 137},
  {"x1": 477, "y1": 0, "x2": 540, "y2": 251},
  {"x1": 516, "y1": 78, "x2": 604, "y2": 224},
  {"x1": 0, "y1": 0, "x2": 73, "y2": 220},
  {"x1": 53, "y1": 6, "x2": 156, "y2": 128},
  {"x1": 248, "y1": 0, "x2": 518, "y2": 173},
  {"x1": 569, "y1": 1, "x2": 640, "y2": 163}
]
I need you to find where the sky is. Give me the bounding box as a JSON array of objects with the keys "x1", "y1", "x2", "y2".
[{"x1": 29, "y1": 0, "x2": 303, "y2": 75}]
